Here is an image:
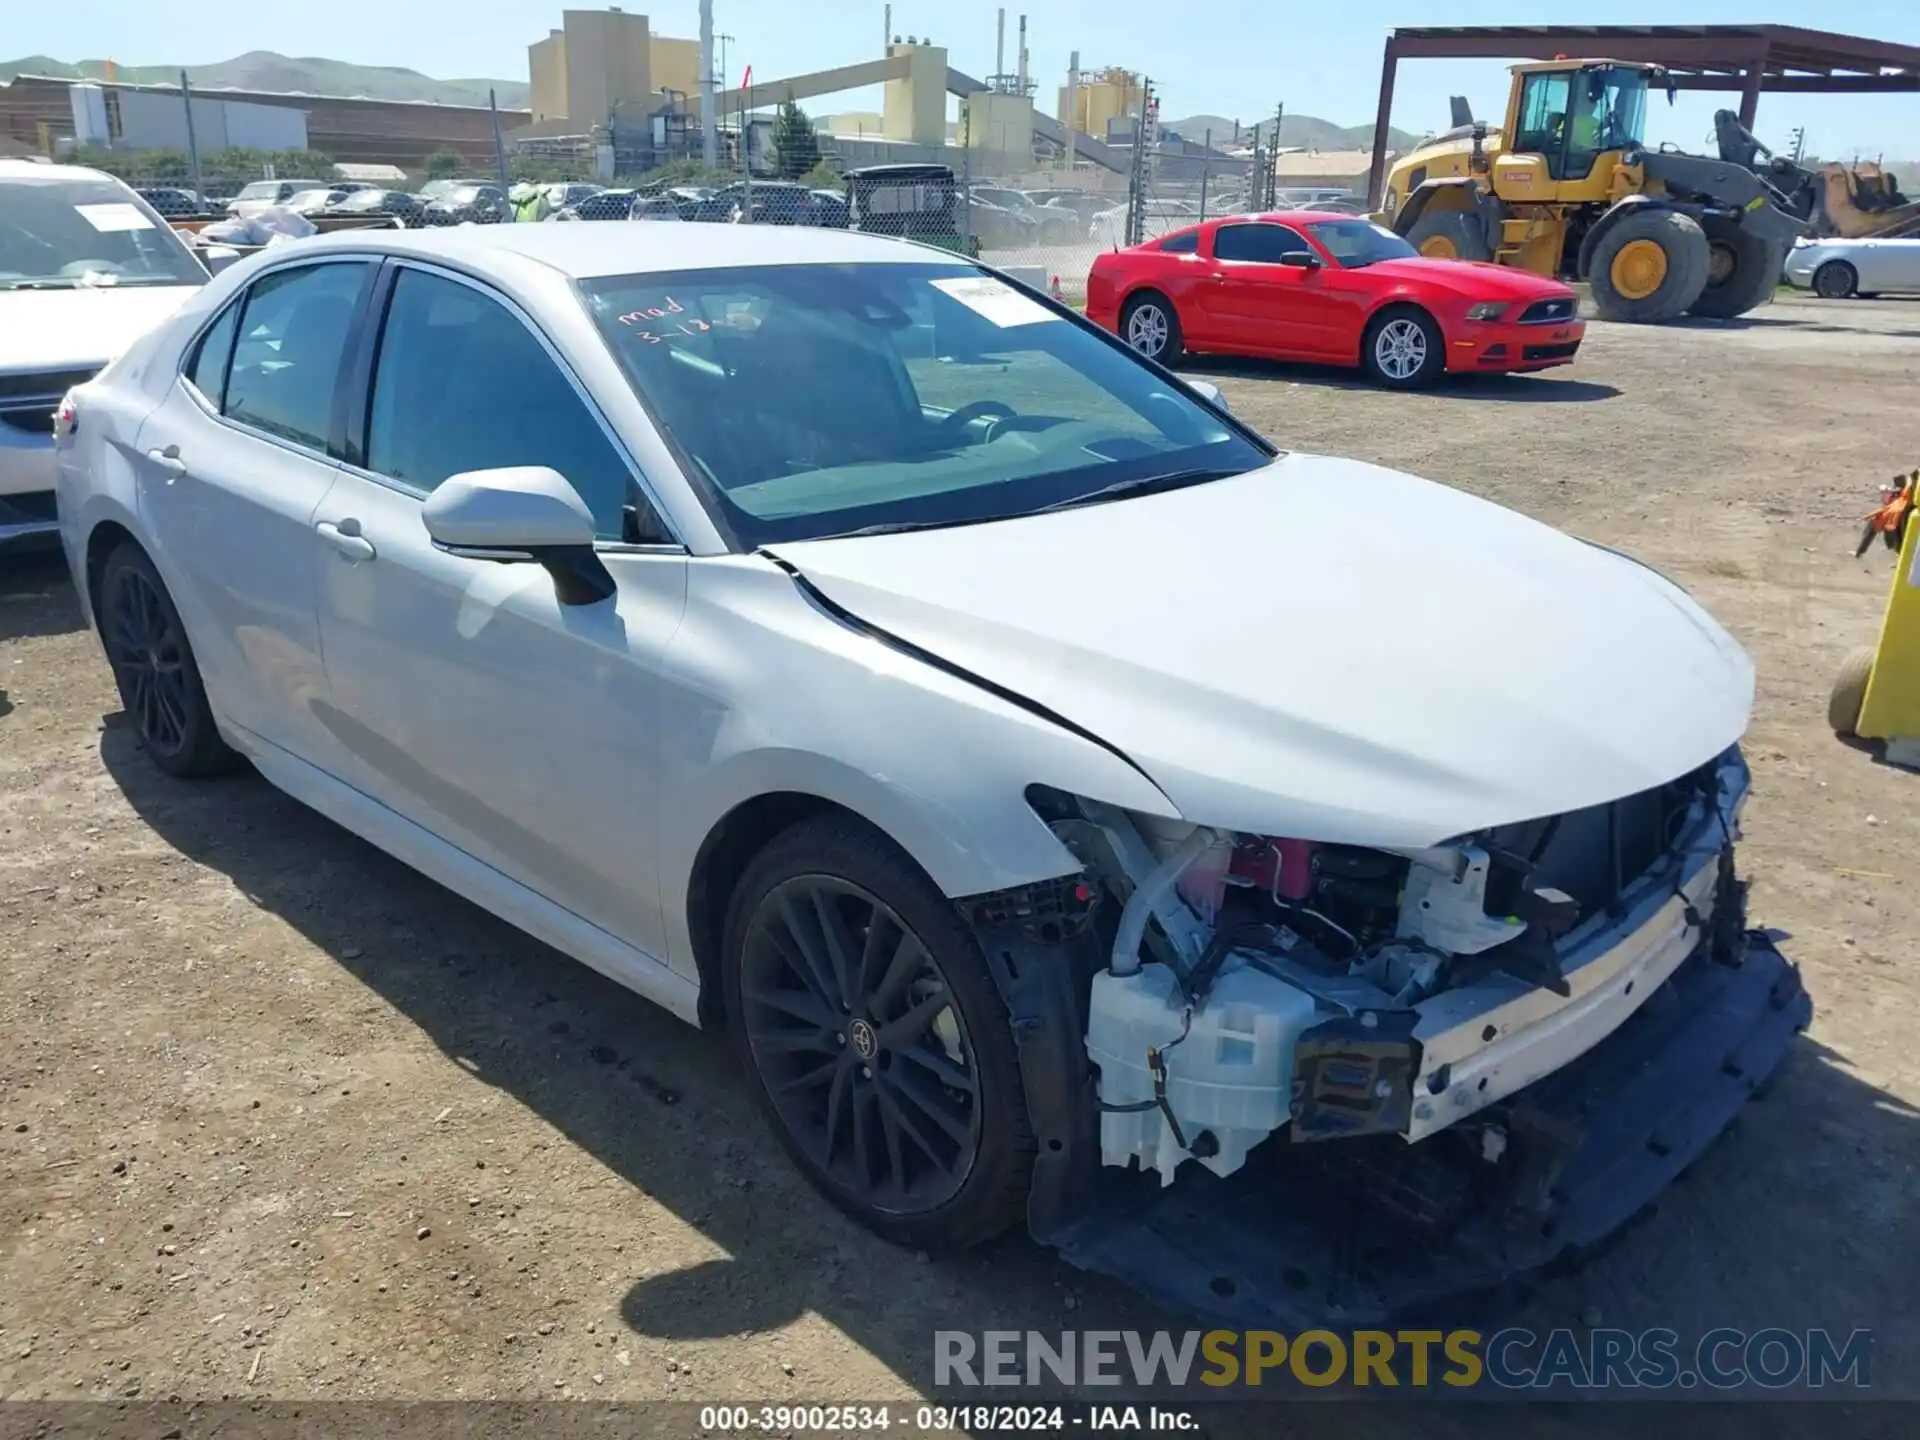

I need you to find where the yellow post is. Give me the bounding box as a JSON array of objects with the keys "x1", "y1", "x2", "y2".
[{"x1": 1857, "y1": 510, "x2": 1920, "y2": 746}]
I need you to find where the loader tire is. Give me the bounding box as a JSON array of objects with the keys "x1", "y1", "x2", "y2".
[
  {"x1": 1689, "y1": 219, "x2": 1787, "y2": 319},
  {"x1": 1588, "y1": 209, "x2": 1710, "y2": 324},
  {"x1": 1404, "y1": 208, "x2": 1493, "y2": 263},
  {"x1": 1828, "y1": 646, "x2": 1876, "y2": 737}
]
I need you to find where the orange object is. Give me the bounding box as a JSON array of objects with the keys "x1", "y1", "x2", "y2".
[{"x1": 1857, "y1": 471, "x2": 1915, "y2": 557}]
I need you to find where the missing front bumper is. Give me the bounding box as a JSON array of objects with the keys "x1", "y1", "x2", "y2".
[{"x1": 1038, "y1": 931, "x2": 1810, "y2": 1327}]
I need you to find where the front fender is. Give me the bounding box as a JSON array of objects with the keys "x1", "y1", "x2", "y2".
[{"x1": 654, "y1": 557, "x2": 1183, "y2": 983}]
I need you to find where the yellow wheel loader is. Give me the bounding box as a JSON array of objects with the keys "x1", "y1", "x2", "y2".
[{"x1": 1381, "y1": 61, "x2": 1820, "y2": 324}]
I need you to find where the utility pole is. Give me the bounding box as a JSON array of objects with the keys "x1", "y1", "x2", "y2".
[
  {"x1": 1125, "y1": 77, "x2": 1154, "y2": 247},
  {"x1": 1265, "y1": 101, "x2": 1284, "y2": 208},
  {"x1": 178, "y1": 70, "x2": 204, "y2": 201},
  {"x1": 1789, "y1": 125, "x2": 1807, "y2": 163},
  {"x1": 699, "y1": 0, "x2": 717, "y2": 168},
  {"x1": 489, "y1": 88, "x2": 510, "y2": 188},
  {"x1": 1198, "y1": 127, "x2": 1211, "y2": 220}
]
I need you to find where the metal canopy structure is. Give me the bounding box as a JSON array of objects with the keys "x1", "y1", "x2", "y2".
[{"x1": 1365, "y1": 24, "x2": 1920, "y2": 205}]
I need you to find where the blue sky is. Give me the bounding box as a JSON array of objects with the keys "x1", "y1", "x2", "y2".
[{"x1": 14, "y1": 0, "x2": 1920, "y2": 158}]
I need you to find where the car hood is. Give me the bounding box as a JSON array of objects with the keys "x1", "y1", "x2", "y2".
[
  {"x1": 0, "y1": 284, "x2": 203, "y2": 375},
  {"x1": 1360, "y1": 257, "x2": 1575, "y2": 302},
  {"x1": 765, "y1": 454, "x2": 1752, "y2": 847}
]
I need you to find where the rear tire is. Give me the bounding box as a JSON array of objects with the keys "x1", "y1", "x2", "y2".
[
  {"x1": 1361, "y1": 306, "x2": 1444, "y2": 389},
  {"x1": 1813, "y1": 260, "x2": 1858, "y2": 299},
  {"x1": 1404, "y1": 208, "x2": 1494, "y2": 263},
  {"x1": 1120, "y1": 291, "x2": 1184, "y2": 364},
  {"x1": 1828, "y1": 646, "x2": 1877, "y2": 737},
  {"x1": 98, "y1": 544, "x2": 238, "y2": 778},
  {"x1": 1688, "y1": 220, "x2": 1786, "y2": 319},
  {"x1": 721, "y1": 814, "x2": 1034, "y2": 1251},
  {"x1": 1588, "y1": 209, "x2": 1711, "y2": 323}
]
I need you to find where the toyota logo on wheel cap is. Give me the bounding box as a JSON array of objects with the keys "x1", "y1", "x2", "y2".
[{"x1": 847, "y1": 1018, "x2": 879, "y2": 1060}]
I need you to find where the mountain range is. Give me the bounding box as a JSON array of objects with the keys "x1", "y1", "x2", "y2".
[
  {"x1": 1161, "y1": 113, "x2": 1423, "y2": 153},
  {"x1": 0, "y1": 51, "x2": 530, "y2": 109}
]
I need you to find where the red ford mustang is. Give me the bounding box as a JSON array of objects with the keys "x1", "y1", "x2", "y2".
[{"x1": 1086, "y1": 211, "x2": 1586, "y2": 388}]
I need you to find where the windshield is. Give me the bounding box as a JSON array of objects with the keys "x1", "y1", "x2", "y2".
[
  {"x1": 0, "y1": 176, "x2": 206, "y2": 290},
  {"x1": 1577, "y1": 66, "x2": 1649, "y2": 153},
  {"x1": 420, "y1": 180, "x2": 465, "y2": 198},
  {"x1": 581, "y1": 262, "x2": 1268, "y2": 546},
  {"x1": 1308, "y1": 219, "x2": 1417, "y2": 268}
]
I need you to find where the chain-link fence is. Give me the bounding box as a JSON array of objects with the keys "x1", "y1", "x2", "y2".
[{"x1": 63, "y1": 98, "x2": 1283, "y2": 305}]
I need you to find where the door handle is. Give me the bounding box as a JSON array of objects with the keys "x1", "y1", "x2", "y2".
[
  {"x1": 316, "y1": 520, "x2": 377, "y2": 562},
  {"x1": 145, "y1": 445, "x2": 186, "y2": 480}
]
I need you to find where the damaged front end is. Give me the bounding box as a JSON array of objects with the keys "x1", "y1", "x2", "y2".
[{"x1": 963, "y1": 746, "x2": 1810, "y2": 1325}]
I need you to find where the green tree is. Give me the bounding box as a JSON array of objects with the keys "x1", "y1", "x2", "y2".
[
  {"x1": 423, "y1": 150, "x2": 466, "y2": 180},
  {"x1": 771, "y1": 97, "x2": 821, "y2": 181},
  {"x1": 799, "y1": 158, "x2": 842, "y2": 190}
]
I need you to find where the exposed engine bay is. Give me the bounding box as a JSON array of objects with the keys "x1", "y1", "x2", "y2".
[{"x1": 1024, "y1": 746, "x2": 1755, "y2": 1189}]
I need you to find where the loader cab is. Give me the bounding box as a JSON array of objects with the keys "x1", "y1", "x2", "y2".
[{"x1": 1503, "y1": 62, "x2": 1654, "y2": 193}]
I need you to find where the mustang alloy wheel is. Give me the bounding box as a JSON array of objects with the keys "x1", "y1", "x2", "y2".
[
  {"x1": 1363, "y1": 309, "x2": 1443, "y2": 388},
  {"x1": 722, "y1": 815, "x2": 1033, "y2": 1249},
  {"x1": 1120, "y1": 292, "x2": 1183, "y2": 364}
]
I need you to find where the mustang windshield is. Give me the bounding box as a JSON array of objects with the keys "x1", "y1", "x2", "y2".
[
  {"x1": 582, "y1": 262, "x2": 1269, "y2": 545},
  {"x1": 1308, "y1": 219, "x2": 1418, "y2": 268},
  {"x1": 0, "y1": 176, "x2": 206, "y2": 290}
]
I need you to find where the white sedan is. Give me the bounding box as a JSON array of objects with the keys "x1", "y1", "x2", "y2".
[
  {"x1": 54, "y1": 222, "x2": 1806, "y2": 1311},
  {"x1": 1783, "y1": 234, "x2": 1920, "y2": 298}
]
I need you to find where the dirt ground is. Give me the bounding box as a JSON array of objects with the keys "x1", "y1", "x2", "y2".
[{"x1": 2, "y1": 292, "x2": 1917, "y2": 1416}]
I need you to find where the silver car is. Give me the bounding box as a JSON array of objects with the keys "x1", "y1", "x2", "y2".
[
  {"x1": 53, "y1": 222, "x2": 1804, "y2": 1313},
  {"x1": 1783, "y1": 234, "x2": 1920, "y2": 298}
]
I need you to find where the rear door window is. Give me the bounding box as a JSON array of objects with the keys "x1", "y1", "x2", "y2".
[{"x1": 223, "y1": 260, "x2": 371, "y2": 452}]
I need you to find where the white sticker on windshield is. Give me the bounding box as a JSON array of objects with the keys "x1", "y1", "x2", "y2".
[
  {"x1": 75, "y1": 202, "x2": 155, "y2": 233},
  {"x1": 931, "y1": 275, "x2": 1059, "y2": 327}
]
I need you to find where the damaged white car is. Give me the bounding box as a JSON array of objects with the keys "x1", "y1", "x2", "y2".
[{"x1": 56, "y1": 223, "x2": 1809, "y2": 1322}]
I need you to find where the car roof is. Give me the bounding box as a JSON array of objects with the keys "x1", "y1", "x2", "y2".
[
  {"x1": 1221, "y1": 209, "x2": 1370, "y2": 226},
  {"x1": 282, "y1": 220, "x2": 973, "y2": 279},
  {"x1": 0, "y1": 158, "x2": 130, "y2": 185}
]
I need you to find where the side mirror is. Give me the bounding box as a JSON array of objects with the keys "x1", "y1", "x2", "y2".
[
  {"x1": 421, "y1": 466, "x2": 615, "y2": 606},
  {"x1": 1184, "y1": 378, "x2": 1229, "y2": 411},
  {"x1": 1279, "y1": 251, "x2": 1320, "y2": 269}
]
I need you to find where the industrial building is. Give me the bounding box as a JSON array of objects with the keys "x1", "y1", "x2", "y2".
[
  {"x1": 0, "y1": 71, "x2": 527, "y2": 170},
  {"x1": 528, "y1": 8, "x2": 705, "y2": 126}
]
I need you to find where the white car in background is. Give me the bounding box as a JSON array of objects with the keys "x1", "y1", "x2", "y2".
[
  {"x1": 1783, "y1": 234, "x2": 1920, "y2": 298},
  {"x1": 1, "y1": 158, "x2": 207, "y2": 545},
  {"x1": 53, "y1": 222, "x2": 1806, "y2": 1322}
]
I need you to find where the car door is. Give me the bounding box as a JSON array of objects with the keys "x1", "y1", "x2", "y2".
[
  {"x1": 1204, "y1": 222, "x2": 1338, "y2": 355},
  {"x1": 131, "y1": 257, "x2": 375, "y2": 767},
  {"x1": 309, "y1": 259, "x2": 689, "y2": 961}
]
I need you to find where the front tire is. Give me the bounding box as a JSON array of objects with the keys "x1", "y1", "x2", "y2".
[
  {"x1": 1689, "y1": 219, "x2": 1785, "y2": 319},
  {"x1": 99, "y1": 544, "x2": 237, "y2": 777},
  {"x1": 1120, "y1": 291, "x2": 1184, "y2": 364},
  {"x1": 1829, "y1": 646, "x2": 1876, "y2": 736},
  {"x1": 721, "y1": 814, "x2": 1034, "y2": 1250},
  {"x1": 1588, "y1": 208, "x2": 1711, "y2": 323},
  {"x1": 1813, "y1": 260, "x2": 1858, "y2": 299},
  {"x1": 1361, "y1": 306, "x2": 1444, "y2": 389}
]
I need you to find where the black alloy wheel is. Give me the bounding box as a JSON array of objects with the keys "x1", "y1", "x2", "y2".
[
  {"x1": 735, "y1": 874, "x2": 983, "y2": 1213},
  {"x1": 99, "y1": 545, "x2": 236, "y2": 777},
  {"x1": 107, "y1": 559, "x2": 191, "y2": 760}
]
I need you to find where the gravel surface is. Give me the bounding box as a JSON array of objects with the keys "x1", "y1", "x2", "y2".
[{"x1": 1, "y1": 292, "x2": 1916, "y2": 1414}]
